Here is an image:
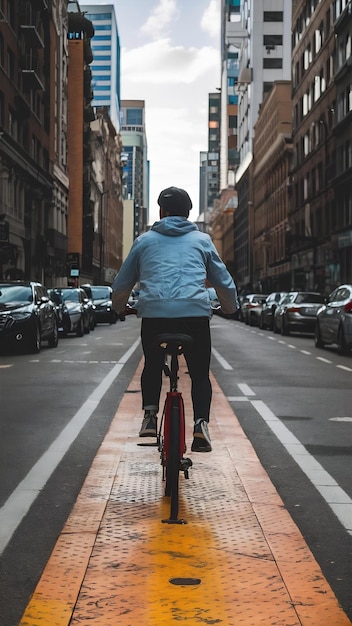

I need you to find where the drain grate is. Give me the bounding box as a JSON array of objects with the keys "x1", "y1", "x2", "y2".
[{"x1": 169, "y1": 577, "x2": 201, "y2": 586}]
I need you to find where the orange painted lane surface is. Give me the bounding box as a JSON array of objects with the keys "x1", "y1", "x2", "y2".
[{"x1": 19, "y1": 358, "x2": 351, "y2": 625}]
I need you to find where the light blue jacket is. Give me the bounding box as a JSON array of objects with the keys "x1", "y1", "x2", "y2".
[{"x1": 112, "y1": 216, "x2": 238, "y2": 319}]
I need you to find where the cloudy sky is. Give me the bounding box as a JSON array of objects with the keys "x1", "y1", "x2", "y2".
[{"x1": 92, "y1": 0, "x2": 221, "y2": 222}]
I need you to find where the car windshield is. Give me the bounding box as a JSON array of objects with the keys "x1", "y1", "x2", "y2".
[
  {"x1": 91, "y1": 287, "x2": 110, "y2": 299},
  {"x1": 0, "y1": 285, "x2": 32, "y2": 303},
  {"x1": 61, "y1": 289, "x2": 79, "y2": 303},
  {"x1": 252, "y1": 295, "x2": 266, "y2": 303},
  {"x1": 295, "y1": 293, "x2": 324, "y2": 304},
  {"x1": 49, "y1": 291, "x2": 63, "y2": 305}
]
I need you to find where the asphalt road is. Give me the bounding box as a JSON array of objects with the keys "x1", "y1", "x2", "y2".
[{"x1": 0, "y1": 314, "x2": 351, "y2": 625}]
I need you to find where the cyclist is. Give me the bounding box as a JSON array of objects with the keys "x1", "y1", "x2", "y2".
[{"x1": 112, "y1": 186, "x2": 239, "y2": 452}]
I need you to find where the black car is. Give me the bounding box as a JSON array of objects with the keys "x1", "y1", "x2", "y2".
[
  {"x1": 89, "y1": 285, "x2": 117, "y2": 324},
  {"x1": 0, "y1": 281, "x2": 59, "y2": 353},
  {"x1": 80, "y1": 284, "x2": 96, "y2": 330},
  {"x1": 58, "y1": 287, "x2": 91, "y2": 336},
  {"x1": 48, "y1": 289, "x2": 71, "y2": 335},
  {"x1": 259, "y1": 291, "x2": 288, "y2": 330}
]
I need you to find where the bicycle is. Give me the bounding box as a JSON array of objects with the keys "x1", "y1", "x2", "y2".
[{"x1": 155, "y1": 333, "x2": 193, "y2": 525}]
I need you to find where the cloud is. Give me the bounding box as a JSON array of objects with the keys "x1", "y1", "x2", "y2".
[
  {"x1": 140, "y1": 0, "x2": 178, "y2": 40},
  {"x1": 122, "y1": 38, "x2": 219, "y2": 85},
  {"x1": 120, "y1": 3, "x2": 221, "y2": 221},
  {"x1": 201, "y1": 0, "x2": 221, "y2": 40}
]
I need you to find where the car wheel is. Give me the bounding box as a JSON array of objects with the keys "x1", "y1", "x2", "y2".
[
  {"x1": 314, "y1": 322, "x2": 324, "y2": 349},
  {"x1": 89, "y1": 316, "x2": 95, "y2": 331},
  {"x1": 28, "y1": 324, "x2": 41, "y2": 354},
  {"x1": 48, "y1": 324, "x2": 59, "y2": 348},
  {"x1": 281, "y1": 316, "x2": 289, "y2": 336},
  {"x1": 76, "y1": 317, "x2": 84, "y2": 337},
  {"x1": 259, "y1": 315, "x2": 265, "y2": 330},
  {"x1": 337, "y1": 325, "x2": 349, "y2": 356},
  {"x1": 110, "y1": 311, "x2": 117, "y2": 324}
]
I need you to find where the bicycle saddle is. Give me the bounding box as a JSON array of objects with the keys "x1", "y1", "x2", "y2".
[{"x1": 155, "y1": 333, "x2": 193, "y2": 355}]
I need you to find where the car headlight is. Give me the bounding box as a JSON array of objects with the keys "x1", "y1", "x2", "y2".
[{"x1": 10, "y1": 312, "x2": 33, "y2": 321}]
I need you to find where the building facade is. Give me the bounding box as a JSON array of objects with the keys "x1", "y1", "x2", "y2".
[
  {"x1": 232, "y1": 0, "x2": 293, "y2": 292},
  {"x1": 331, "y1": 0, "x2": 352, "y2": 285},
  {"x1": 0, "y1": 0, "x2": 66, "y2": 284},
  {"x1": 291, "y1": 0, "x2": 337, "y2": 292},
  {"x1": 252, "y1": 81, "x2": 293, "y2": 292}
]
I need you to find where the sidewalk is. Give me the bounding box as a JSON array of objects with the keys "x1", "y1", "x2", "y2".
[{"x1": 19, "y1": 357, "x2": 351, "y2": 625}]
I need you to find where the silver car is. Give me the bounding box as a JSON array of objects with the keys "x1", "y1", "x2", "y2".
[
  {"x1": 315, "y1": 284, "x2": 352, "y2": 355},
  {"x1": 274, "y1": 291, "x2": 325, "y2": 335}
]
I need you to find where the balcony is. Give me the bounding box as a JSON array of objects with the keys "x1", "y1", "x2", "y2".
[
  {"x1": 21, "y1": 55, "x2": 44, "y2": 92},
  {"x1": 226, "y1": 21, "x2": 248, "y2": 46},
  {"x1": 19, "y1": 23, "x2": 44, "y2": 48}
]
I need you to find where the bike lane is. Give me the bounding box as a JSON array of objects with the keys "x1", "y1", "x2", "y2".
[{"x1": 18, "y1": 357, "x2": 351, "y2": 625}]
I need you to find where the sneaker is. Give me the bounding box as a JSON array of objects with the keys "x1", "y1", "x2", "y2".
[
  {"x1": 139, "y1": 411, "x2": 157, "y2": 437},
  {"x1": 191, "y1": 419, "x2": 212, "y2": 452}
]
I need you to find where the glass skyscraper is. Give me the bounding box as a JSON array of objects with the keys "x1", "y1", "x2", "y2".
[{"x1": 80, "y1": 2, "x2": 121, "y2": 132}]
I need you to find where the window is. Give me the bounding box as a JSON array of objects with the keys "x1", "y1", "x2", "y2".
[
  {"x1": 0, "y1": 91, "x2": 4, "y2": 130},
  {"x1": 263, "y1": 35, "x2": 283, "y2": 46},
  {"x1": 303, "y1": 44, "x2": 312, "y2": 70},
  {"x1": 314, "y1": 22, "x2": 324, "y2": 55},
  {"x1": 263, "y1": 11, "x2": 283, "y2": 22},
  {"x1": 7, "y1": 47, "x2": 15, "y2": 81},
  {"x1": 263, "y1": 58, "x2": 282, "y2": 69},
  {"x1": 126, "y1": 108, "x2": 143, "y2": 125},
  {"x1": 0, "y1": 33, "x2": 3, "y2": 68},
  {"x1": 263, "y1": 82, "x2": 273, "y2": 95}
]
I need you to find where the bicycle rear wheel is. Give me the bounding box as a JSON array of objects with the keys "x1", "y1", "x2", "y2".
[
  {"x1": 163, "y1": 391, "x2": 187, "y2": 523},
  {"x1": 165, "y1": 394, "x2": 180, "y2": 501}
]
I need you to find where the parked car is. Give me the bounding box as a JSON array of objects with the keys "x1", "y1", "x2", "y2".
[
  {"x1": 48, "y1": 289, "x2": 71, "y2": 335},
  {"x1": 89, "y1": 285, "x2": 117, "y2": 324},
  {"x1": 80, "y1": 284, "x2": 97, "y2": 330},
  {"x1": 314, "y1": 284, "x2": 352, "y2": 355},
  {"x1": 58, "y1": 287, "x2": 91, "y2": 336},
  {"x1": 273, "y1": 291, "x2": 325, "y2": 335},
  {"x1": 259, "y1": 292, "x2": 288, "y2": 330},
  {"x1": 0, "y1": 281, "x2": 59, "y2": 353},
  {"x1": 241, "y1": 293, "x2": 268, "y2": 326}
]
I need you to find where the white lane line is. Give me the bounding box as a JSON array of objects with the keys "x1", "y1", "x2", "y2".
[
  {"x1": 0, "y1": 338, "x2": 141, "y2": 555},
  {"x1": 238, "y1": 383, "x2": 255, "y2": 396},
  {"x1": 337, "y1": 365, "x2": 352, "y2": 372},
  {"x1": 301, "y1": 350, "x2": 311, "y2": 355},
  {"x1": 251, "y1": 399, "x2": 352, "y2": 535},
  {"x1": 316, "y1": 356, "x2": 332, "y2": 364},
  {"x1": 211, "y1": 347, "x2": 233, "y2": 370}
]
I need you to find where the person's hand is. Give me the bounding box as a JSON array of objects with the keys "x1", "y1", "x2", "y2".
[{"x1": 125, "y1": 303, "x2": 137, "y2": 315}]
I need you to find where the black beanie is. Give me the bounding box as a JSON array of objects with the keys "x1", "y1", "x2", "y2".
[{"x1": 157, "y1": 186, "x2": 192, "y2": 217}]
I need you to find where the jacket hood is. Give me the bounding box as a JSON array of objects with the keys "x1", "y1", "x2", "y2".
[{"x1": 151, "y1": 216, "x2": 198, "y2": 237}]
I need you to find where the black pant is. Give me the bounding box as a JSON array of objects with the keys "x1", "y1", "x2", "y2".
[{"x1": 141, "y1": 317, "x2": 212, "y2": 422}]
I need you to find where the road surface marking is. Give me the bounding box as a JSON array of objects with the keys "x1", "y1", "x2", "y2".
[{"x1": 0, "y1": 338, "x2": 141, "y2": 555}]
